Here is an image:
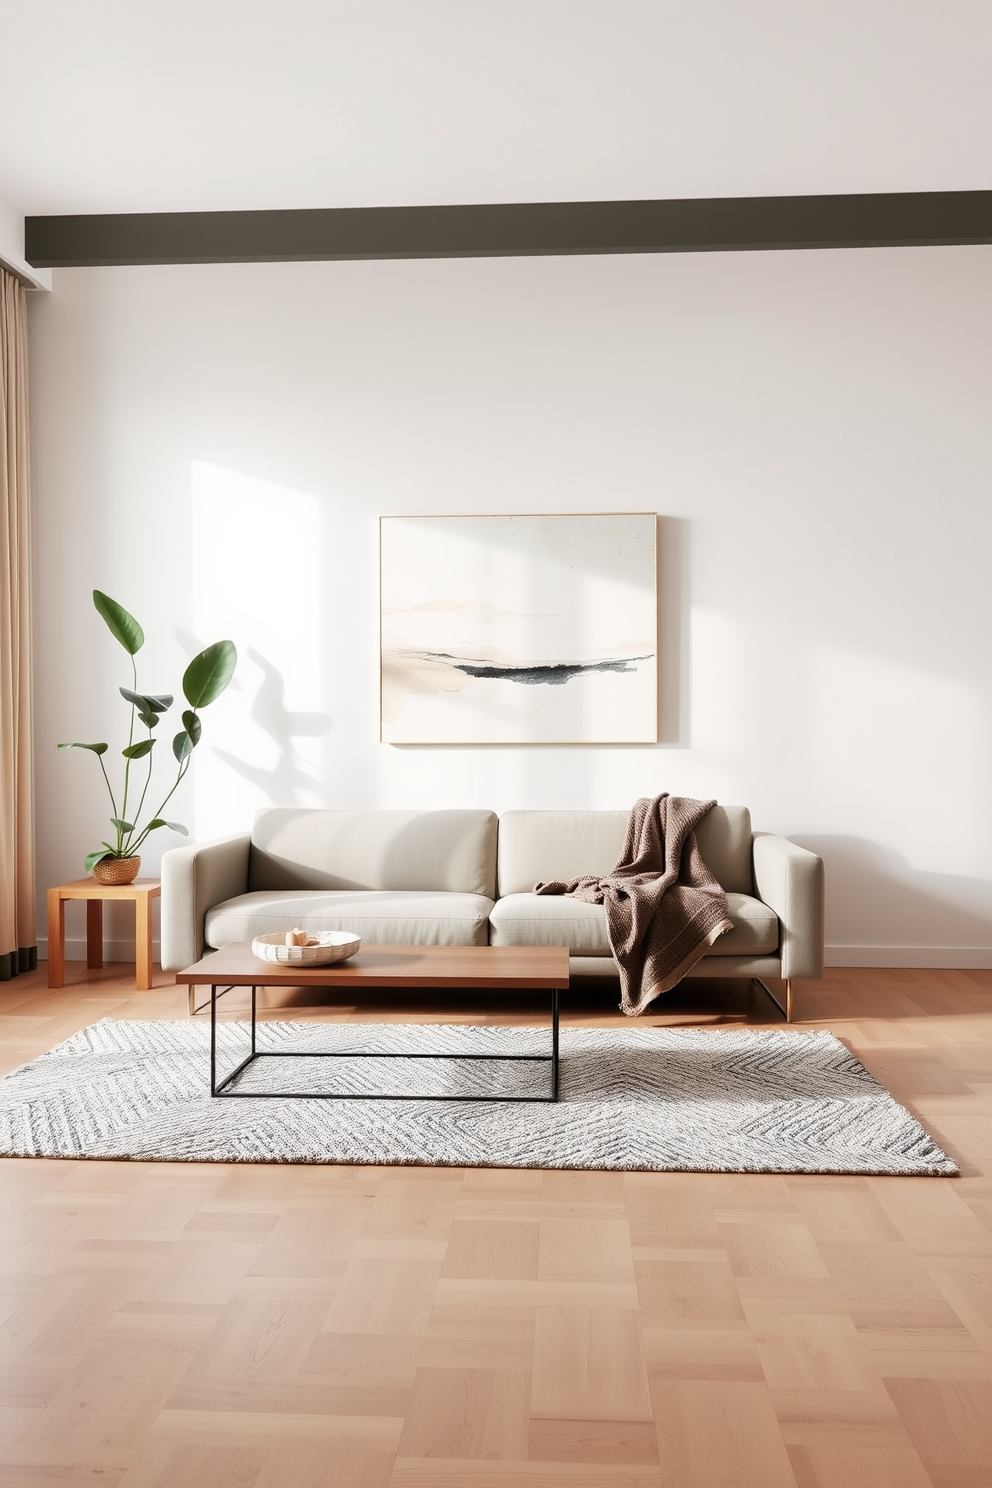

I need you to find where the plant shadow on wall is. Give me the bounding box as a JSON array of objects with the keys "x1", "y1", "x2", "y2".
[
  {"x1": 791, "y1": 834, "x2": 992, "y2": 966},
  {"x1": 60, "y1": 593, "x2": 237, "y2": 881},
  {"x1": 209, "y1": 647, "x2": 333, "y2": 806}
]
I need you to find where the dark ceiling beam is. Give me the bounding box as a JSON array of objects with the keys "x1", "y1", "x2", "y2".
[{"x1": 25, "y1": 190, "x2": 992, "y2": 268}]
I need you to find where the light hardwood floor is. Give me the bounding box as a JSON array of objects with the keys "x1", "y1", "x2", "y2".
[{"x1": 1, "y1": 963, "x2": 991, "y2": 1488}]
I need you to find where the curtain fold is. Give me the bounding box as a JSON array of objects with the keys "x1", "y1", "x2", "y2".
[{"x1": 0, "y1": 266, "x2": 36, "y2": 980}]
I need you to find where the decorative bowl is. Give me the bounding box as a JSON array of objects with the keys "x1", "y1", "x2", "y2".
[{"x1": 251, "y1": 931, "x2": 361, "y2": 966}]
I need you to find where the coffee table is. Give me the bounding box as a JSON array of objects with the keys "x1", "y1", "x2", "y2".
[{"x1": 175, "y1": 943, "x2": 569, "y2": 1103}]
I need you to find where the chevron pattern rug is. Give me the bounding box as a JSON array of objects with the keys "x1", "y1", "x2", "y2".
[{"x1": 0, "y1": 1019, "x2": 956, "y2": 1175}]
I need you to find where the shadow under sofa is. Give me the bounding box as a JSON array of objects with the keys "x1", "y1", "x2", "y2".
[{"x1": 160, "y1": 806, "x2": 823, "y2": 1021}]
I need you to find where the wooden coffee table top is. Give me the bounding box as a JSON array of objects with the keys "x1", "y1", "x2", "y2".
[{"x1": 176, "y1": 942, "x2": 570, "y2": 990}]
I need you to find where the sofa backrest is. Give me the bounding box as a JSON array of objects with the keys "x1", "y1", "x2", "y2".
[
  {"x1": 497, "y1": 804, "x2": 753, "y2": 896},
  {"x1": 249, "y1": 809, "x2": 498, "y2": 897}
]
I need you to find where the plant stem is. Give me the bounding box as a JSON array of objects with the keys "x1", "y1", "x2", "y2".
[
  {"x1": 128, "y1": 750, "x2": 192, "y2": 856},
  {"x1": 96, "y1": 751, "x2": 120, "y2": 821},
  {"x1": 124, "y1": 729, "x2": 156, "y2": 855},
  {"x1": 119, "y1": 655, "x2": 138, "y2": 849}
]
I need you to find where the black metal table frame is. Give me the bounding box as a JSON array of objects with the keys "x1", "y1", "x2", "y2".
[{"x1": 208, "y1": 981, "x2": 561, "y2": 1103}]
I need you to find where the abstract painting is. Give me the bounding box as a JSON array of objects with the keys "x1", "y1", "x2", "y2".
[{"x1": 380, "y1": 513, "x2": 657, "y2": 743}]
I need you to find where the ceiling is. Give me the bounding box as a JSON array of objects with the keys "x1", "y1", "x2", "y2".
[{"x1": 2, "y1": 1, "x2": 991, "y2": 217}]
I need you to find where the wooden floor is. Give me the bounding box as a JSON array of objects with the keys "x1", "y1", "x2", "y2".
[{"x1": 1, "y1": 964, "x2": 991, "y2": 1488}]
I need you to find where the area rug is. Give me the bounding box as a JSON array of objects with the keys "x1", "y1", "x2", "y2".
[{"x1": 0, "y1": 1019, "x2": 957, "y2": 1175}]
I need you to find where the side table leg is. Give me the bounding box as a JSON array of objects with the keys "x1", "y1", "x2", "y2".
[
  {"x1": 134, "y1": 893, "x2": 153, "y2": 991},
  {"x1": 47, "y1": 889, "x2": 65, "y2": 989},
  {"x1": 86, "y1": 901, "x2": 104, "y2": 969}
]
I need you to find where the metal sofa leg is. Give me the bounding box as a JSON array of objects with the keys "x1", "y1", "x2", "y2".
[{"x1": 753, "y1": 977, "x2": 794, "y2": 1023}]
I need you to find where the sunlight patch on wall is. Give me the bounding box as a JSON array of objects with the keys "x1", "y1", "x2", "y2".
[{"x1": 190, "y1": 462, "x2": 329, "y2": 838}]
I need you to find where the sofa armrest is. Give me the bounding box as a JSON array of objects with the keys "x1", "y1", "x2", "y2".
[
  {"x1": 160, "y1": 834, "x2": 251, "y2": 972},
  {"x1": 751, "y1": 833, "x2": 824, "y2": 981}
]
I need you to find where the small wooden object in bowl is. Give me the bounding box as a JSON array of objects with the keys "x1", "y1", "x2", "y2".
[{"x1": 251, "y1": 931, "x2": 361, "y2": 966}]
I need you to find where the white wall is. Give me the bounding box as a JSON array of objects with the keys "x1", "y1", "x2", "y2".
[
  {"x1": 6, "y1": 1, "x2": 992, "y2": 212},
  {"x1": 28, "y1": 246, "x2": 992, "y2": 965},
  {"x1": 0, "y1": 190, "x2": 51, "y2": 290}
]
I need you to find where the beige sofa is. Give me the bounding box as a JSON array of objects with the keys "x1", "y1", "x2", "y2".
[{"x1": 160, "y1": 805, "x2": 823, "y2": 1019}]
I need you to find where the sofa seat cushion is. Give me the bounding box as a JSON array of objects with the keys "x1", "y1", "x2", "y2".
[
  {"x1": 205, "y1": 891, "x2": 494, "y2": 949},
  {"x1": 489, "y1": 894, "x2": 610, "y2": 954},
  {"x1": 488, "y1": 891, "x2": 778, "y2": 957},
  {"x1": 717, "y1": 894, "x2": 779, "y2": 955}
]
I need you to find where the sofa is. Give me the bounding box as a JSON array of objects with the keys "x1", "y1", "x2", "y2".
[{"x1": 160, "y1": 805, "x2": 823, "y2": 1020}]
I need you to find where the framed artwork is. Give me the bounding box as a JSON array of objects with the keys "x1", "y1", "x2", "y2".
[{"x1": 380, "y1": 513, "x2": 658, "y2": 744}]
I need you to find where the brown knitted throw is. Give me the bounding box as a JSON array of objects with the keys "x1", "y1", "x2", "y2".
[{"x1": 534, "y1": 794, "x2": 733, "y2": 1016}]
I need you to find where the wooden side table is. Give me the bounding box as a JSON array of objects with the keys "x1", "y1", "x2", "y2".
[{"x1": 47, "y1": 878, "x2": 162, "y2": 991}]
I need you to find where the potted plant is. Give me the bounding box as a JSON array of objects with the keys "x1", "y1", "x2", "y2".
[{"x1": 59, "y1": 591, "x2": 237, "y2": 883}]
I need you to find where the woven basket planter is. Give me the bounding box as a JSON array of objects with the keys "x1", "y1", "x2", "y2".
[{"x1": 92, "y1": 856, "x2": 141, "y2": 886}]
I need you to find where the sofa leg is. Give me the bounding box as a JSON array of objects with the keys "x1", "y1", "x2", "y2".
[{"x1": 753, "y1": 977, "x2": 794, "y2": 1023}]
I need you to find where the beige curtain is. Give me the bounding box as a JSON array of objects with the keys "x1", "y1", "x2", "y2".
[{"x1": 0, "y1": 265, "x2": 36, "y2": 979}]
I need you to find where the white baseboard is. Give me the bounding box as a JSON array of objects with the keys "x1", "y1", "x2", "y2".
[
  {"x1": 826, "y1": 946, "x2": 992, "y2": 969},
  {"x1": 37, "y1": 936, "x2": 162, "y2": 963}
]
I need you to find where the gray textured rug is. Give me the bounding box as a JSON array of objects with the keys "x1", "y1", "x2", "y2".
[{"x1": 0, "y1": 1019, "x2": 957, "y2": 1174}]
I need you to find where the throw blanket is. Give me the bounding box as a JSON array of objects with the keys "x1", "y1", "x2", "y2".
[{"x1": 534, "y1": 794, "x2": 733, "y2": 1016}]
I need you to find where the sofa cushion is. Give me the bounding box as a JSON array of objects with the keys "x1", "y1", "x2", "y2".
[
  {"x1": 695, "y1": 807, "x2": 754, "y2": 895},
  {"x1": 497, "y1": 805, "x2": 753, "y2": 896},
  {"x1": 205, "y1": 891, "x2": 494, "y2": 949},
  {"x1": 718, "y1": 894, "x2": 779, "y2": 955},
  {"x1": 489, "y1": 893, "x2": 611, "y2": 954},
  {"x1": 248, "y1": 809, "x2": 498, "y2": 896},
  {"x1": 497, "y1": 811, "x2": 627, "y2": 898},
  {"x1": 489, "y1": 891, "x2": 777, "y2": 957}
]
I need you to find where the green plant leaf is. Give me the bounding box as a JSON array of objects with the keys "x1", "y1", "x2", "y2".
[
  {"x1": 122, "y1": 739, "x2": 154, "y2": 759},
  {"x1": 58, "y1": 741, "x2": 109, "y2": 755},
  {"x1": 110, "y1": 818, "x2": 134, "y2": 832},
  {"x1": 183, "y1": 640, "x2": 237, "y2": 708},
  {"x1": 93, "y1": 591, "x2": 144, "y2": 655},
  {"x1": 145, "y1": 818, "x2": 189, "y2": 835},
  {"x1": 84, "y1": 849, "x2": 112, "y2": 872},
  {"x1": 119, "y1": 687, "x2": 173, "y2": 711},
  {"x1": 138, "y1": 710, "x2": 159, "y2": 729},
  {"x1": 181, "y1": 710, "x2": 202, "y2": 745},
  {"x1": 173, "y1": 730, "x2": 194, "y2": 763}
]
